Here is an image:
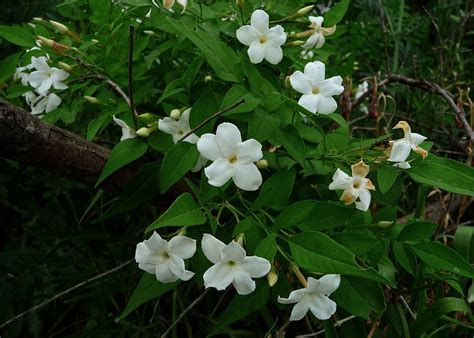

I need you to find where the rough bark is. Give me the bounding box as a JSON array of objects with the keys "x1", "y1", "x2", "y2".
[{"x1": 0, "y1": 99, "x2": 136, "y2": 193}]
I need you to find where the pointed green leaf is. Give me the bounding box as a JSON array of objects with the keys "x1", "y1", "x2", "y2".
[{"x1": 146, "y1": 193, "x2": 206, "y2": 232}]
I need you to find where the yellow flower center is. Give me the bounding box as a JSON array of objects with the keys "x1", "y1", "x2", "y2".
[
  {"x1": 162, "y1": 252, "x2": 170, "y2": 259},
  {"x1": 259, "y1": 36, "x2": 267, "y2": 44},
  {"x1": 177, "y1": 129, "x2": 184, "y2": 135},
  {"x1": 312, "y1": 87, "x2": 320, "y2": 94},
  {"x1": 228, "y1": 155, "x2": 237, "y2": 163},
  {"x1": 227, "y1": 260, "x2": 236, "y2": 266}
]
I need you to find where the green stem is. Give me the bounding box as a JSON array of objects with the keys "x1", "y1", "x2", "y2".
[{"x1": 414, "y1": 184, "x2": 427, "y2": 219}]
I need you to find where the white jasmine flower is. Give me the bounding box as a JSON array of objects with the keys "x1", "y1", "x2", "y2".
[
  {"x1": 278, "y1": 274, "x2": 340, "y2": 321},
  {"x1": 30, "y1": 93, "x2": 62, "y2": 115},
  {"x1": 113, "y1": 115, "x2": 136, "y2": 141},
  {"x1": 354, "y1": 80, "x2": 369, "y2": 100},
  {"x1": 202, "y1": 234, "x2": 271, "y2": 295},
  {"x1": 387, "y1": 121, "x2": 428, "y2": 168},
  {"x1": 158, "y1": 108, "x2": 199, "y2": 144},
  {"x1": 135, "y1": 232, "x2": 196, "y2": 283},
  {"x1": 290, "y1": 61, "x2": 344, "y2": 114},
  {"x1": 236, "y1": 9, "x2": 287, "y2": 65},
  {"x1": 197, "y1": 122, "x2": 263, "y2": 191},
  {"x1": 23, "y1": 91, "x2": 38, "y2": 106},
  {"x1": 329, "y1": 160, "x2": 375, "y2": 211},
  {"x1": 158, "y1": 108, "x2": 206, "y2": 172},
  {"x1": 28, "y1": 56, "x2": 69, "y2": 95},
  {"x1": 14, "y1": 65, "x2": 32, "y2": 86},
  {"x1": 300, "y1": 16, "x2": 336, "y2": 50}
]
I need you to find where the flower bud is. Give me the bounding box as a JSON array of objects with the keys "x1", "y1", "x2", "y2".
[
  {"x1": 84, "y1": 96, "x2": 101, "y2": 104},
  {"x1": 143, "y1": 30, "x2": 155, "y2": 36},
  {"x1": 235, "y1": 233, "x2": 245, "y2": 246},
  {"x1": 170, "y1": 109, "x2": 181, "y2": 120},
  {"x1": 91, "y1": 39, "x2": 99, "y2": 44},
  {"x1": 136, "y1": 127, "x2": 151, "y2": 137},
  {"x1": 256, "y1": 159, "x2": 268, "y2": 169},
  {"x1": 27, "y1": 23, "x2": 36, "y2": 29},
  {"x1": 137, "y1": 112, "x2": 158, "y2": 124},
  {"x1": 236, "y1": 0, "x2": 244, "y2": 10},
  {"x1": 296, "y1": 5, "x2": 315, "y2": 17},
  {"x1": 204, "y1": 75, "x2": 213, "y2": 83},
  {"x1": 267, "y1": 269, "x2": 278, "y2": 287},
  {"x1": 287, "y1": 5, "x2": 315, "y2": 20},
  {"x1": 376, "y1": 221, "x2": 393, "y2": 228},
  {"x1": 286, "y1": 40, "x2": 306, "y2": 47},
  {"x1": 33, "y1": 17, "x2": 44, "y2": 22},
  {"x1": 58, "y1": 62, "x2": 73, "y2": 72},
  {"x1": 49, "y1": 20, "x2": 69, "y2": 34},
  {"x1": 178, "y1": 228, "x2": 187, "y2": 236},
  {"x1": 37, "y1": 35, "x2": 70, "y2": 52}
]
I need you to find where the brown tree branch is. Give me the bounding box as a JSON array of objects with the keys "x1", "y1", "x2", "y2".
[
  {"x1": 0, "y1": 99, "x2": 136, "y2": 193},
  {"x1": 352, "y1": 74, "x2": 474, "y2": 142}
]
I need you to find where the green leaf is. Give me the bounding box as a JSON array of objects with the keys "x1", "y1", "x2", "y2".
[
  {"x1": 331, "y1": 232, "x2": 379, "y2": 257},
  {"x1": 221, "y1": 85, "x2": 260, "y2": 115},
  {"x1": 453, "y1": 225, "x2": 474, "y2": 263},
  {"x1": 248, "y1": 111, "x2": 280, "y2": 142},
  {"x1": 251, "y1": 167, "x2": 296, "y2": 211},
  {"x1": 146, "y1": 193, "x2": 206, "y2": 232},
  {"x1": 0, "y1": 25, "x2": 35, "y2": 47},
  {"x1": 408, "y1": 155, "x2": 474, "y2": 196},
  {"x1": 119, "y1": 273, "x2": 176, "y2": 320},
  {"x1": 411, "y1": 297, "x2": 471, "y2": 337},
  {"x1": 273, "y1": 200, "x2": 356, "y2": 231},
  {"x1": 210, "y1": 285, "x2": 269, "y2": 335},
  {"x1": 274, "y1": 125, "x2": 306, "y2": 165},
  {"x1": 96, "y1": 162, "x2": 161, "y2": 222},
  {"x1": 189, "y1": 88, "x2": 221, "y2": 135},
  {"x1": 0, "y1": 52, "x2": 21, "y2": 82},
  {"x1": 160, "y1": 142, "x2": 199, "y2": 193},
  {"x1": 392, "y1": 242, "x2": 417, "y2": 275},
  {"x1": 288, "y1": 232, "x2": 393, "y2": 285},
  {"x1": 166, "y1": 18, "x2": 241, "y2": 82},
  {"x1": 333, "y1": 276, "x2": 385, "y2": 319},
  {"x1": 96, "y1": 138, "x2": 148, "y2": 186},
  {"x1": 324, "y1": 0, "x2": 351, "y2": 26},
  {"x1": 87, "y1": 113, "x2": 110, "y2": 141},
  {"x1": 397, "y1": 221, "x2": 437, "y2": 242},
  {"x1": 255, "y1": 234, "x2": 277, "y2": 261},
  {"x1": 377, "y1": 164, "x2": 398, "y2": 194},
  {"x1": 412, "y1": 241, "x2": 474, "y2": 278}
]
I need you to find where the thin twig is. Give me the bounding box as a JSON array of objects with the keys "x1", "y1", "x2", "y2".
[
  {"x1": 178, "y1": 97, "x2": 245, "y2": 142},
  {"x1": 161, "y1": 288, "x2": 210, "y2": 338},
  {"x1": 0, "y1": 259, "x2": 134, "y2": 329},
  {"x1": 352, "y1": 75, "x2": 474, "y2": 142},
  {"x1": 73, "y1": 56, "x2": 137, "y2": 114},
  {"x1": 295, "y1": 315, "x2": 357, "y2": 337},
  {"x1": 128, "y1": 26, "x2": 139, "y2": 125},
  {"x1": 398, "y1": 295, "x2": 417, "y2": 320}
]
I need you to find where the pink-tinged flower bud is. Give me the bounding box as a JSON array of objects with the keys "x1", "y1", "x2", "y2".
[
  {"x1": 49, "y1": 20, "x2": 69, "y2": 34},
  {"x1": 37, "y1": 35, "x2": 70, "y2": 52}
]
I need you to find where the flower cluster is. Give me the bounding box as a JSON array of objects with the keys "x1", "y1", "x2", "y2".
[
  {"x1": 15, "y1": 56, "x2": 69, "y2": 116},
  {"x1": 135, "y1": 232, "x2": 270, "y2": 295}
]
